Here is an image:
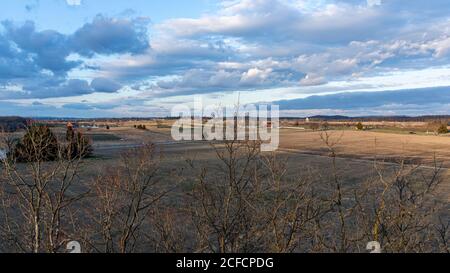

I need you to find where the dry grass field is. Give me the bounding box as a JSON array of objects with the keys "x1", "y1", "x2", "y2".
[
  {"x1": 279, "y1": 129, "x2": 450, "y2": 167},
  {"x1": 42, "y1": 120, "x2": 450, "y2": 197},
  {"x1": 3, "y1": 120, "x2": 450, "y2": 200},
  {"x1": 1, "y1": 119, "x2": 449, "y2": 252},
  {"x1": 46, "y1": 121, "x2": 448, "y2": 203}
]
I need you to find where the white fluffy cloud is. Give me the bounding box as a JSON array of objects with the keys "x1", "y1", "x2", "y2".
[
  {"x1": 367, "y1": 0, "x2": 381, "y2": 7},
  {"x1": 3, "y1": 0, "x2": 450, "y2": 116},
  {"x1": 92, "y1": 0, "x2": 450, "y2": 99},
  {"x1": 66, "y1": 0, "x2": 81, "y2": 6},
  {"x1": 241, "y1": 68, "x2": 272, "y2": 85},
  {"x1": 300, "y1": 74, "x2": 327, "y2": 86}
]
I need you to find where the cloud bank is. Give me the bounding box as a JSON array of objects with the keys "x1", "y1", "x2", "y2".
[{"x1": 1, "y1": 0, "x2": 450, "y2": 117}]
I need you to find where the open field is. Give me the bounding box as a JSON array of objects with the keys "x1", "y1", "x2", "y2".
[
  {"x1": 3, "y1": 121, "x2": 450, "y2": 199},
  {"x1": 72, "y1": 122, "x2": 450, "y2": 166},
  {"x1": 33, "y1": 121, "x2": 448, "y2": 203},
  {"x1": 278, "y1": 129, "x2": 450, "y2": 168},
  {"x1": 1, "y1": 120, "x2": 449, "y2": 252}
]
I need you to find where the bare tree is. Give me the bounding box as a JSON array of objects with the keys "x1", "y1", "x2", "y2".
[
  {"x1": 0, "y1": 126, "x2": 88, "y2": 253},
  {"x1": 188, "y1": 140, "x2": 327, "y2": 253},
  {"x1": 82, "y1": 144, "x2": 177, "y2": 253},
  {"x1": 366, "y1": 157, "x2": 447, "y2": 252},
  {"x1": 257, "y1": 153, "x2": 325, "y2": 253},
  {"x1": 189, "y1": 140, "x2": 262, "y2": 253},
  {"x1": 0, "y1": 126, "x2": 447, "y2": 253}
]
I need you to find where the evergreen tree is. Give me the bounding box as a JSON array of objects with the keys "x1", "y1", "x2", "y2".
[{"x1": 11, "y1": 125, "x2": 59, "y2": 162}]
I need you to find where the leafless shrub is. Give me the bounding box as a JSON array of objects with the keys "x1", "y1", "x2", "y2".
[
  {"x1": 187, "y1": 140, "x2": 328, "y2": 253},
  {"x1": 365, "y1": 158, "x2": 448, "y2": 252},
  {"x1": 188, "y1": 140, "x2": 262, "y2": 253},
  {"x1": 312, "y1": 131, "x2": 449, "y2": 253},
  {"x1": 310, "y1": 131, "x2": 366, "y2": 253},
  {"x1": 257, "y1": 153, "x2": 326, "y2": 253},
  {"x1": 146, "y1": 208, "x2": 192, "y2": 253},
  {"x1": 0, "y1": 128, "x2": 447, "y2": 253},
  {"x1": 154, "y1": 131, "x2": 449, "y2": 254},
  {"x1": 81, "y1": 144, "x2": 177, "y2": 253},
  {"x1": 0, "y1": 127, "x2": 88, "y2": 253}
]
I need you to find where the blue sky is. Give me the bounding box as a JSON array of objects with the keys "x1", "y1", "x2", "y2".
[{"x1": 1, "y1": 0, "x2": 450, "y2": 117}]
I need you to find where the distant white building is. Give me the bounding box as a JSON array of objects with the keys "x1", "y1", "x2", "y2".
[{"x1": 81, "y1": 124, "x2": 99, "y2": 129}]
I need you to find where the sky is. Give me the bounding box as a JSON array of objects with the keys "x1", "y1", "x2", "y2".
[{"x1": 1, "y1": 0, "x2": 450, "y2": 117}]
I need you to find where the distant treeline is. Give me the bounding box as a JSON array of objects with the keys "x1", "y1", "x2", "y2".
[
  {"x1": 282, "y1": 115, "x2": 450, "y2": 123},
  {"x1": 0, "y1": 117, "x2": 28, "y2": 132},
  {"x1": 5, "y1": 115, "x2": 450, "y2": 125}
]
